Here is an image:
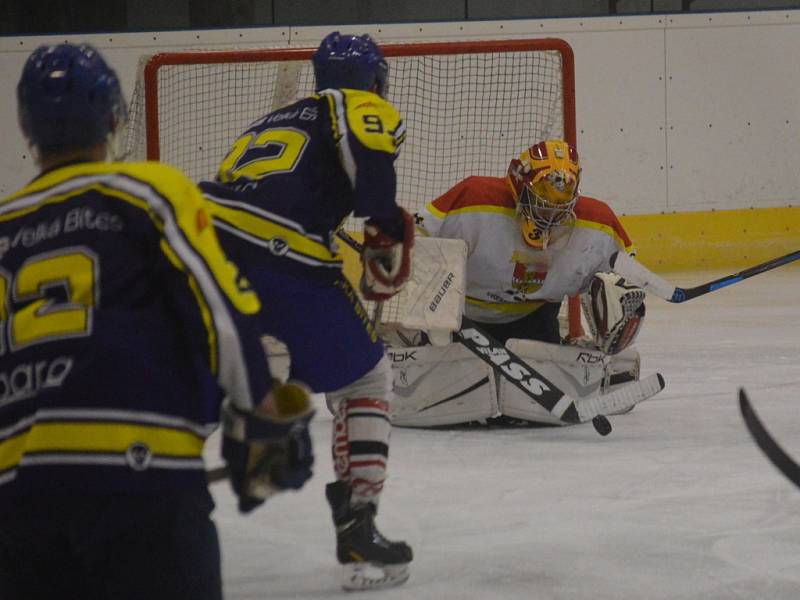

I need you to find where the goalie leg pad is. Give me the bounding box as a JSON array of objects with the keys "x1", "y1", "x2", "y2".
[
  {"x1": 500, "y1": 340, "x2": 608, "y2": 425},
  {"x1": 500, "y1": 340, "x2": 643, "y2": 422},
  {"x1": 326, "y1": 355, "x2": 393, "y2": 414},
  {"x1": 604, "y1": 345, "x2": 640, "y2": 391},
  {"x1": 387, "y1": 343, "x2": 498, "y2": 427},
  {"x1": 601, "y1": 345, "x2": 641, "y2": 415}
]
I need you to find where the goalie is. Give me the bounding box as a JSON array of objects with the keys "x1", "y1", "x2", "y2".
[{"x1": 385, "y1": 139, "x2": 648, "y2": 427}]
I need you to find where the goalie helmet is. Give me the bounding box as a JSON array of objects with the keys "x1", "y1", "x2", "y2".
[
  {"x1": 313, "y1": 31, "x2": 389, "y2": 98},
  {"x1": 506, "y1": 139, "x2": 581, "y2": 249},
  {"x1": 17, "y1": 43, "x2": 126, "y2": 151}
]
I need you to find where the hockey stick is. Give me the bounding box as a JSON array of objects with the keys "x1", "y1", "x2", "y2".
[
  {"x1": 206, "y1": 464, "x2": 285, "y2": 507},
  {"x1": 207, "y1": 465, "x2": 228, "y2": 483},
  {"x1": 457, "y1": 321, "x2": 664, "y2": 433},
  {"x1": 739, "y1": 388, "x2": 800, "y2": 489},
  {"x1": 337, "y1": 229, "x2": 665, "y2": 434},
  {"x1": 611, "y1": 249, "x2": 800, "y2": 303}
]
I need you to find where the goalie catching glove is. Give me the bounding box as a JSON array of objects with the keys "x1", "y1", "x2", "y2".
[
  {"x1": 222, "y1": 380, "x2": 315, "y2": 513},
  {"x1": 360, "y1": 208, "x2": 415, "y2": 301},
  {"x1": 581, "y1": 272, "x2": 646, "y2": 355}
]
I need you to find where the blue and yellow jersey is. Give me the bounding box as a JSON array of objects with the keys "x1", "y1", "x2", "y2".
[
  {"x1": 200, "y1": 88, "x2": 405, "y2": 280},
  {"x1": 0, "y1": 161, "x2": 272, "y2": 496}
]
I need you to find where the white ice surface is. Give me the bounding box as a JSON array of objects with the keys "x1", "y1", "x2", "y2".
[{"x1": 207, "y1": 268, "x2": 800, "y2": 600}]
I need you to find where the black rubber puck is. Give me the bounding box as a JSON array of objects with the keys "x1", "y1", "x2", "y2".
[{"x1": 592, "y1": 415, "x2": 612, "y2": 436}]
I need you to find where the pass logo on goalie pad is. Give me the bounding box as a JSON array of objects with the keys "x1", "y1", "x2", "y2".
[{"x1": 387, "y1": 337, "x2": 642, "y2": 428}]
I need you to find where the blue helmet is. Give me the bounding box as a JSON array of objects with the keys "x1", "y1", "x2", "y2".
[
  {"x1": 17, "y1": 43, "x2": 126, "y2": 150},
  {"x1": 312, "y1": 32, "x2": 389, "y2": 97}
]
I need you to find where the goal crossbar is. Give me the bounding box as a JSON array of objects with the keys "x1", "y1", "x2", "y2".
[{"x1": 141, "y1": 38, "x2": 576, "y2": 164}]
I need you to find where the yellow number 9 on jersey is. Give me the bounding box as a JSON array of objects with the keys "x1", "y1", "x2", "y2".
[{"x1": 217, "y1": 128, "x2": 310, "y2": 184}]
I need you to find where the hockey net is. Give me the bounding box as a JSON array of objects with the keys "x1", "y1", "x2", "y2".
[{"x1": 123, "y1": 38, "x2": 581, "y2": 336}]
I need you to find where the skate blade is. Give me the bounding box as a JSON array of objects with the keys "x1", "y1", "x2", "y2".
[{"x1": 340, "y1": 562, "x2": 410, "y2": 591}]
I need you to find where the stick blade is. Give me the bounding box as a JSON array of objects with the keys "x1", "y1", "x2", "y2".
[
  {"x1": 575, "y1": 372, "x2": 665, "y2": 423},
  {"x1": 739, "y1": 388, "x2": 800, "y2": 489}
]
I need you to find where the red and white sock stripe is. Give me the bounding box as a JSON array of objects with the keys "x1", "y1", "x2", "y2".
[{"x1": 332, "y1": 397, "x2": 391, "y2": 505}]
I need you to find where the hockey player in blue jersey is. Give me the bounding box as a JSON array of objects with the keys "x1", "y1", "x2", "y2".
[
  {"x1": 200, "y1": 32, "x2": 414, "y2": 590},
  {"x1": 0, "y1": 43, "x2": 314, "y2": 600}
]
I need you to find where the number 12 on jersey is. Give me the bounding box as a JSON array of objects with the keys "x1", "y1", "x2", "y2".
[
  {"x1": 0, "y1": 247, "x2": 97, "y2": 355},
  {"x1": 217, "y1": 127, "x2": 310, "y2": 184}
]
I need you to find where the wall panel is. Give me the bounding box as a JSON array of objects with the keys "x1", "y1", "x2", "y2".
[
  {"x1": 665, "y1": 12, "x2": 800, "y2": 212},
  {"x1": 467, "y1": 0, "x2": 607, "y2": 20},
  {"x1": 274, "y1": 0, "x2": 465, "y2": 25},
  {"x1": 559, "y1": 24, "x2": 668, "y2": 215},
  {"x1": 127, "y1": 0, "x2": 190, "y2": 30},
  {"x1": 1, "y1": 10, "x2": 799, "y2": 223}
]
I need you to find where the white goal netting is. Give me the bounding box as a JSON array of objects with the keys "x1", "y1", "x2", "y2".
[
  {"x1": 123, "y1": 39, "x2": 574, "y2": 224},
  {"x1": 122, "y1": 39, "x2": 578, "y2": 331}
]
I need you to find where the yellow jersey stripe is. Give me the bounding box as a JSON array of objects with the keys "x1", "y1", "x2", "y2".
[
  {"x1": 208, "y1": 201, "x2": 340, "y2": 263},
  {"x1": 466, "y1": 296, "x2": 547, "y2": 314},
  {"x1": 0, "y1": 180, "x2": 221, "y2": 376},
  {"x1": 0, "y1": 166, "x2": 260, "y2": 407},
  {"x1": 159, "y1": 240, "x2": 219, "y2": 372},
  {"x1": 427, "y1": 201, "x2": 516, "y2": 220},
  {"x1": 0, "y1": 422, "x2": 205, "y2": 471},
  {"x1": 574, "y1": 217, "x2": 636, "y2": 254}
]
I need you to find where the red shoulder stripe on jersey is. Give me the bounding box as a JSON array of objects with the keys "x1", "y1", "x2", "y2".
[
  {"x1": 429, "y1": 176, "x2": 514, "y2": 215},
  {"x1": 573, "y1": 195, "x2": 633, "y2": 249}
]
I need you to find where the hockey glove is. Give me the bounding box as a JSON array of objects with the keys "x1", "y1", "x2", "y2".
[
  {"x1": 581, "y1": 272, "x2": 646, "y2": 355},
  {"x1": 221, "y1": 381, "x2": 315, "y2": 514},
  {"x1": 360, "y1": 208, "x2": 415, "y2": 301}
]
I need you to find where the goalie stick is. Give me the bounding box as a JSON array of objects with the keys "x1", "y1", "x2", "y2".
[
  {"x1": 458, "y1": 321, "x2": 664, "y2": 431},
  {"x1": 337, "y1": 230, "x2": 665, "y2": 435},
  {"x1": 739, "y1": 388, "x2": 800, "y2": 489},
  {"x1": 610, "y1": 249, "x2": 800, "y2": 303}
]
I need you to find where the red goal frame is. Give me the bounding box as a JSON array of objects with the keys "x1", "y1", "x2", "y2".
[{"x1": 142, "y1": 38, "x2": 576, "y2": 165}]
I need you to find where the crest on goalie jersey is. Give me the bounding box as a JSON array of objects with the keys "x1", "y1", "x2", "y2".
[{"x1": 511, "y1": 262, "x2": 547, "y2": 293}]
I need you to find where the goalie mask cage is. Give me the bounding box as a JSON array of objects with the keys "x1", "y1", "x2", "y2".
[{"x1": 124, "y1": 37, "x2": 583, "y2": 338}]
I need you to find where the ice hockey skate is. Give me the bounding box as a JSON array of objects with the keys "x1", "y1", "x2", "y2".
[{"x1": 326, "y1": 481, "x2": 413, "y2": 591}]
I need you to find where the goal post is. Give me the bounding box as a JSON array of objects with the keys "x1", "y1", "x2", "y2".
[{"x1": 123, "y1": 37, "x2": 583, "y2": 338}]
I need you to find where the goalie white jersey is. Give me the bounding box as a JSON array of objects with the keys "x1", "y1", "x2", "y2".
[{"x1": 417, "y1": 176, "x2": 635, "y2": 324}]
